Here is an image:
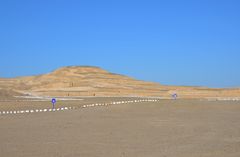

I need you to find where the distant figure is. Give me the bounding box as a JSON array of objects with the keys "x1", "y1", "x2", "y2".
[
  {"x1": 172, "y1": 93, "x2": 178, "y2": 100},
  {"x1": 51, "y1": 98, "x2": 57, "y2": 109}
]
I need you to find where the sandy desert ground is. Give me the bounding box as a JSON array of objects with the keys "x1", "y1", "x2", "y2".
[
  {"x1": 0, "y1": 66, "x2": 240, "y2": 157},
  {"x1": 1, "y1": 98, "x2": 240, "y2": 157}
]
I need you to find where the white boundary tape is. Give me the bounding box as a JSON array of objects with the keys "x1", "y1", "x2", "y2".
[{"x1": 0, "y1": 99, "x2": 160, "y2": 116}]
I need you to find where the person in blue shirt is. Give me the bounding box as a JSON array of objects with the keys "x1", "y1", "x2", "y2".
[
  {"x1": 52, "y1": 98, "x2": 56, "y2": 109},
  {"x1": 172, "y1": 93, "x2": 178, "y2": 100}
]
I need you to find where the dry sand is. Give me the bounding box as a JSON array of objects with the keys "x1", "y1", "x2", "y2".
[
  {"x1": 1, "y1": 98, "x2": 240, "y2": 157},
  {"x1": 1, "y1": 66, "x2": 240, "y2": 98}
]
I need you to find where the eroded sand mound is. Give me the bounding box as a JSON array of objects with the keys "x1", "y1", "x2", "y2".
[
  {"x1": 0, "y1": 89, "x2": 22, "y2": 99},
  {"x1": 0, "y1": 66, "x2": 239, "y2": 98}
]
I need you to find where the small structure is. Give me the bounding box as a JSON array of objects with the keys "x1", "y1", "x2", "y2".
[
  {"x1": 51, "y1": 98, "x2": 57, "y2": 109},
  {"x1": 172, "y1": 93, "x2": 178, "y2": 100}
]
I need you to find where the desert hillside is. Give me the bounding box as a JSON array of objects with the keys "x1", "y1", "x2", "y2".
[{"x1": 0, "y1": 66, "x2": 239, "y2": 98}]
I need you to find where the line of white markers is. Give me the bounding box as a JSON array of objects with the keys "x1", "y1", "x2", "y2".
[
  {"x1": 0, "y1": 99, "x2": 160, "y2": 116},
  {"x1": 0, "y1": 107, "x2": 74, "y2": 116},
  {"x1": 82, "y1": 99, "x2": 159, "y2": 108},
  {"x1": 207, "y1": 97, "x2": 240, "y2": 101}
]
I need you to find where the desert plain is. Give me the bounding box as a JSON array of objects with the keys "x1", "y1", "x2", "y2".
[
  {"x1": 1, "y1": 98, "x2": 240, "y2": 157},
  {"x1": 0, "y1": 66, "x2": 240, "y2": 157}
]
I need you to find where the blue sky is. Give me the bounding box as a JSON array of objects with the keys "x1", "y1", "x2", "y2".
[{"x1": 0, "y1": 0, "x2": 240, "y2": 87}]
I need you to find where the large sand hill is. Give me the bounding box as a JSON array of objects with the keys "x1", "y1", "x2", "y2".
[{"x1": 0, "y1": 66, "x2": 239, "y2": 99}]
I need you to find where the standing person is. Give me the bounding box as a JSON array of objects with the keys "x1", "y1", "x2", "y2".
[
  {"x1": 172, "y1": 93, "x2": 178, "y2": 100},
  {"x1": 52, "y1": 98, "x2": 56, "y2": 109}
]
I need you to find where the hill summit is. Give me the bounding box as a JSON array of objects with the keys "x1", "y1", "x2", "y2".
[
  {"x1": 50, "y1": 66, "x2": 109, "y2": 76},
  {"x1": 11, "y1": 66, "x2": 164, "y2": 97}
]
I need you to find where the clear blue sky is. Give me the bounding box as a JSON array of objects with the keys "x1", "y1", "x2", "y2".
[{"x1": 0, "y1": 0, "x2": 240, "y2": 88}]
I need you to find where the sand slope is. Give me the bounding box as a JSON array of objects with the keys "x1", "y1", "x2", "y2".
[{"x1": 0, "y1": 66, "x2": 239, "y2": 98}]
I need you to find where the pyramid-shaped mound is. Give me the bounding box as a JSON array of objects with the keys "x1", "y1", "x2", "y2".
[{"x1": 0, "y1": 66, "x2": 240, "y2": 98}]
